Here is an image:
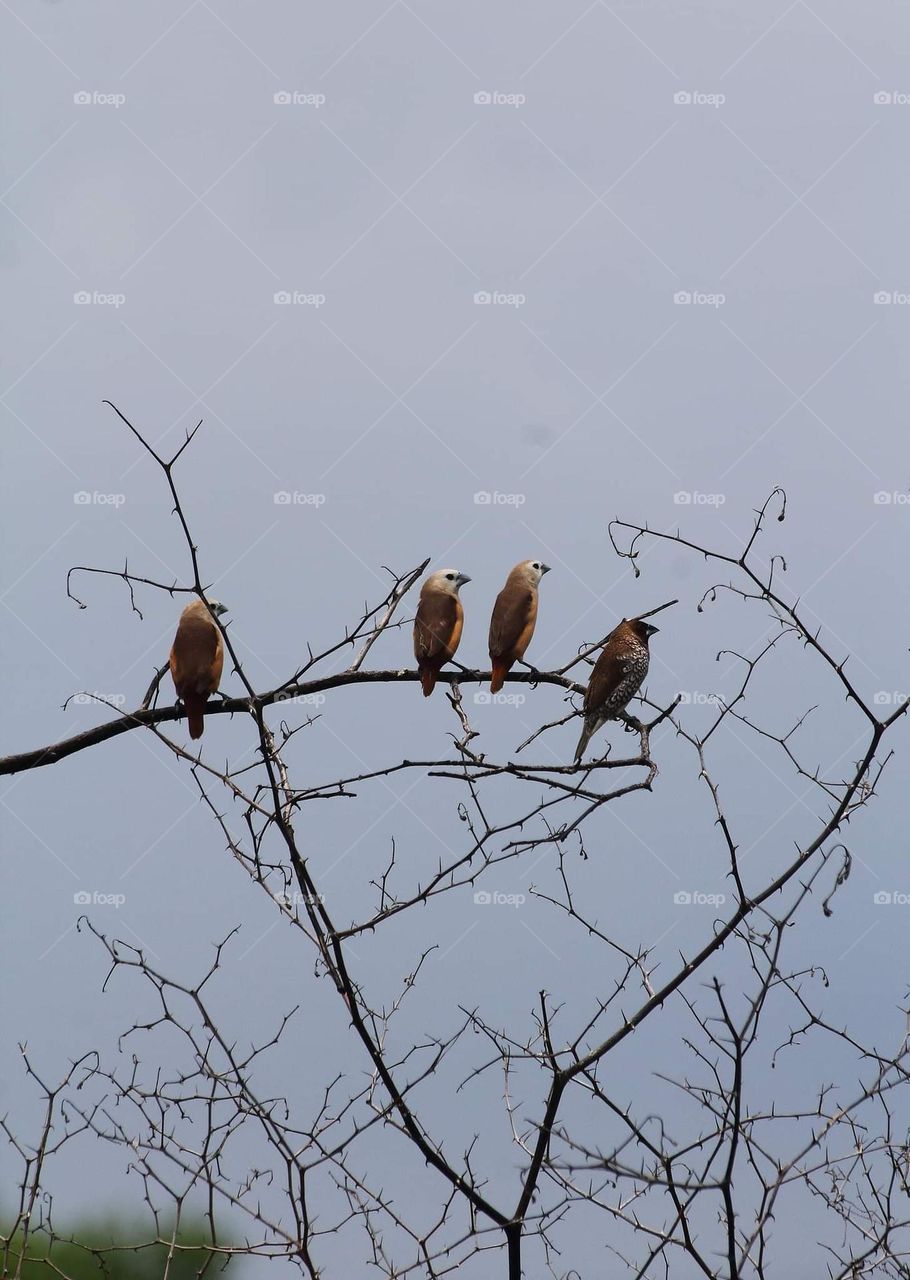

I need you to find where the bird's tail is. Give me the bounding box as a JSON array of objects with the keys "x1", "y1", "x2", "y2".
[
  {"x1": 184, "y1": 692, "x2": 206, "y2": 739},
  {"x1": 490, "y1": 659, "x2": 509, "y2": 694},
  {"x1": 574, "y1": 717, "x2": 594, "y2": 763},
  {"x1": 419, "y1": 663, "x2": 437, "y2": 697}
]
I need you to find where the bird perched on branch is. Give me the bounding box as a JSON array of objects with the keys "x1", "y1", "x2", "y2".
[
  {"x1": 413, "y1": 569, "x2": 471, "y2": 696},
  {"x1": 574, "y1": 618, "x2": 659, "y2": 762},
  {"x1": 488, "y1": 559, "x2": 551, "y2": 693},
  {"x1": 169, "y1": 598, "x2": 228, "y2": 739}
]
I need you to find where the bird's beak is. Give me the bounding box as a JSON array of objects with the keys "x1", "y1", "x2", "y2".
[
  {"x1": 540, "y1": 563, "x2": 552, "y2": 575},
  {"x1": 457, "y1": 574, "x2": 472, "y2": 586},
  {"x1": 648, "y1": 623, "x2": 659, "y2": 634}
]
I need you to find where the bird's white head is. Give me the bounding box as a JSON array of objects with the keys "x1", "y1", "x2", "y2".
[
  {"x1": 204, "y1": 598, "x2": 229, "y2": 618},
  {"x1": 515, "y1": 559, "x2": 551, "y2": 586},
  {"x1": 428, "y1": 569, "x2": 471, "y2": 596}
]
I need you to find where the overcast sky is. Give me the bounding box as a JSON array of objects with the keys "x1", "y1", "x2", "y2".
[{"x1": 2, "y1": 2, "x2": 909, "y2": 1275}]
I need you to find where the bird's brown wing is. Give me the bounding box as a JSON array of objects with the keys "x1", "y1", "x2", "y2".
[
  {"x1": 170, "y1": 613, "x2": 222, "y2": 698},
  {"x1": 211, "y1": 630, "x2": 224, "y2": 688},
  {"x1": 583, "y1": 644, "x2": 632, "y2": 716},
  {"x1": 414, "y1": 593, "x2": 462, "y2": 662},
  {"x1": 488, "y1": 585, "x2": 536, "y2": 661}
]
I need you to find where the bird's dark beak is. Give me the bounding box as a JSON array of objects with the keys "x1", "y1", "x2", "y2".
[
  {"x1": 457, "y1": 574, "x2": 472, "y2": 586},
  {"x1": 648, "y1": 623, "x2": 659, "y2": 635},
  {"x1": 540, "y1": 563, "x2": 552, "y2": 575}
]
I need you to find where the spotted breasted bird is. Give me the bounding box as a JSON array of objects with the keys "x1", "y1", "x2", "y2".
[
  {"x1": 413, "y1": 569, "x2": 471, "y2": 696},
  {"x1": 488, "y1": 559, "x2": 551, "y2": 693},
  {"x1": 574, "y1": 618, "x2": 659, "y2": 762}
]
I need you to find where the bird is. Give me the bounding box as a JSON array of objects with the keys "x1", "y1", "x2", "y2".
[
  {"x1": 169, "y1": 598, "x2": 228, "y2": 739},
  {"x1": 413, "y1": 569, "x2": 471, "y2": 696},
  {"x1": 488, "y1": 560, "x2": 551, "y2": 693},
  {"x1": 574, "y1": 618, "x2": 659, "y2": 762}
]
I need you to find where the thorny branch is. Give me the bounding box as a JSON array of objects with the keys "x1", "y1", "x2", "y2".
[{"x1": 4, "y1": 413, "x2": 909, "y2": 1279}]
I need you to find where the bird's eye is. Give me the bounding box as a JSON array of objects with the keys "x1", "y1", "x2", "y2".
[
  {"x1": 446, "y1": 573, "x2": 455, "y2": 580},
  {"x1": 533, "y1": 562, "x2": 540, "y2": 570}
]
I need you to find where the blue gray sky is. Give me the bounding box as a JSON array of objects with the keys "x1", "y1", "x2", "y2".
[{"x1": 2, "y1": 2, "x2": 909, "y2": 1274}]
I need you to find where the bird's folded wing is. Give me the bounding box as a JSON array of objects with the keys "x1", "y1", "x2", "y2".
[
  {"x1": 584, "y1": 649, "x2": 631, "y2": 715},
  {"x1": 171, "y1": 616, "x2": 222, "y2": 695},
  {"x1": 414, "y1": 594, "x2": 461, "y2": 659},
  {"x1": 488, "y1": 587, "x2": 535, "y2": 658}
]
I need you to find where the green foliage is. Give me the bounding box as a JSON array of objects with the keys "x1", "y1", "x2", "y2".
[{"x1": 4, "y1": 1221, "x2": 235, "y2": 1280}]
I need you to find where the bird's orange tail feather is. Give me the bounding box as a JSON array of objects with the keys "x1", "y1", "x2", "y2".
[
  {"x1": 184, "y1": 692, "x2": 206, "y2": 739},
  {"x1": 490, "y1": 660, "x2": 509, "y2": 694},
  {"x1": 420, "y1": 665, "x2": 437, "y2": 697}
]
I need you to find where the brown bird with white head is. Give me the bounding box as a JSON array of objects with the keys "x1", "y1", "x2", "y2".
[
  {"x1": 413, "y1": 569, "x2": 471, "y2": 696},
  {"x1": 169, "y1": 598, "x2": 228, "y2": 739},
  {"x1": 574, "y1": 617, "x2": 659, "y2": 762},
  {"x1": 488, "y1": 559, "x2": 551, "y2": 694}
]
